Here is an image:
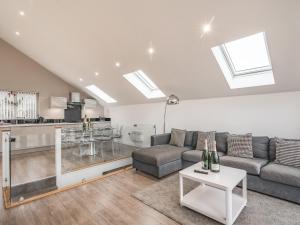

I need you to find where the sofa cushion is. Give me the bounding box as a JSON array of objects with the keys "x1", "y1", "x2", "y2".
[
  {"x1": 184, "y1": 131, "x2": 195, "y2": 147},
  {"x1": 192, "y1": 132, "x2": 198, "y2": 149},
  {"x1": 227, "y1": 133, "x2": 253, "y2": 158},
  {"x1": 183, "y1": 150, "x2": 225, "y2": 163},
  {"x1": 269, "y1": 138, "x2": 300, "y2": 161},
  {"x1": 275, "y1": 138, "x2": 300, "y2": 168},
  {"x1": 195, "y1": 131, "x2": 216, "y2": 151},
  {"x1": 132, "y1": 145, "x2": 189, "y2": 166},
  {"x1": 182, "y1": 150, "x2": 203, "y2": 162},
  {"x1": 169, "y1": 128, "x2": 186, "y2": 147},
  {"x1": 269, "y1": 138, "x2": 277, "y2": 161},
  {"x1": 216, "y1": 132, "x2": 229, "y2": 153},
  {"x1": 260, "y1": 163, "x2": 300, "y2": 188},
  {"x1": 220, "y1": 156, "x2": 268, "y2": 175},
  {"x1": 151, "y1": 133, "x2": 171, "y2": 146},
  {"x1": 252, "y1": 136, "x2": 269, "y2": 159}
]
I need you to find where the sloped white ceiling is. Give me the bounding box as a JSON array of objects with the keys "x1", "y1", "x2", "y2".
[{"x1": 0, "y1": 0, "x2": 299, "y2": 105}]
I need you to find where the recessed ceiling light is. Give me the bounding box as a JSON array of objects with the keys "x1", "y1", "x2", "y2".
[
  {"x1": 19, "y1": 11, "x2": 25, "y2": 16},
  {"x1": 115, "y1": 62, "x2": 120, "y2": 68},
  {"x1": 79, "y1": 78, "x2": 83, "y2": 82},
  {"x1": 148, "y1": 47, "x2": 155, "y2": 55},
  {"x1": 203, "y1": 24, "x2": 211, "y2": 33},
  {"x1": 15, "y1": 31, "x2": 20, "y2": 36},
  {"x1": 95, "y1": 72, "x2": 99, "y2": 76}
]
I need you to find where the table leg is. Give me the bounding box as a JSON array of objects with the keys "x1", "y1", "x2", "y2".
[
  {"x1": 243, "y1": 176, "x2": 247, "y2": 203},
  {"x1": 225, "y1": 189, "x2": 233, "y2": 225},
  {"x1": 100, "y1": 142, "x2": 104, "y2": 158},
  {"x1": 179, "y1": 175, "x2": 183, "y2": 206},
  {"x1": 112, "y1": 141, "x2": 115, "y2": 156}
]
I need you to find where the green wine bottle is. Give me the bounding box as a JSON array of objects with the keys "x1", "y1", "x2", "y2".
[
  {"x1": 202, "y1": 139, "x2": 209, "y2": 170},
  {"x1": 210, "y1": 141, "x2": 220, "y2": 173},
  {"x1": 208, "y1": 150, "x2": 211, "y2": 170}
]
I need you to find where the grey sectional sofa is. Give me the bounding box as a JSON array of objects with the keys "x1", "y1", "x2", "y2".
[{"x1": 132, "y1": 131, "x2": 300, "y2": 204}]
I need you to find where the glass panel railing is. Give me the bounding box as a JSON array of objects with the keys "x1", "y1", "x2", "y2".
[
  {"x1": 8, "y1": 125, "x2": 57, "y2": 203},
  {"x1": 113, "y1": 123, "x2": 156, "y2": 148},
  {"x1": 1, "y1": 130, "x2": 11, "y2": 206},
  {"x1": 59, "y1": 123, "x2": 156, "y2": 174},
  {"x1": 61, "y1": 125, "x2": 132, "y2": 173},
  {"x1": 1, "y1": 122, "x2": 157, "y2": 206}
]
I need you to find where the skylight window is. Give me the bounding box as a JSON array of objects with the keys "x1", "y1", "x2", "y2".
[
  {"x1": 123, "y1": 70, "x2": 165, "y2": 99},
  {"x1": 86, "y1": 85, "x2": 117, "y2": 103},
  {"x1": 212, "y1": 32, "x2": 275, "y2": 89}
]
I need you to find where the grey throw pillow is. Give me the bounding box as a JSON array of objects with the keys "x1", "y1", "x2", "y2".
[
  {"x1": 227, "y1": 133, "x2": 253, "y2": 158},
  {"x1": 169, "y1": 128, "x2": 186, "y2": 147},
  {"x1": 195, "y1": 131, "x2": 216, "y2": 151},
  {"x1": 275, "y1": 138, "x2": 300, "y2": 168}
]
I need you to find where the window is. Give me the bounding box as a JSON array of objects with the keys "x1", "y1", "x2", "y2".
[
  {"x1": 86, "y1": 85, "x2": 117, "y2": 103},
  {"x1": 0, "y1": 91, "x2": 38, "y2": 120},
  {"x1": 123, "y1": 70, "x2": 165, "y2": 99},
  {"x1": 212, "y1": 32, "x2": 275, "y2": 89}
]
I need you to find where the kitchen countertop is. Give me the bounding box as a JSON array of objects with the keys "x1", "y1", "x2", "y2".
[{"x1": 0, "y1": 121, "x2": 110, "y2": 128}]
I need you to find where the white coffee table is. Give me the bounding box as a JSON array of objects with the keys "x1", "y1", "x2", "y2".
[{"x1": 179, "y1": 162, "x2": 247, "y2": 225}]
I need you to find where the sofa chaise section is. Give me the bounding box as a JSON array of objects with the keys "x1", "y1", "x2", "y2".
[
  {"x1": 132, "y1": 144, "x2": 189, "y2": 167},
  {"x1": 132, "y1": 143, "x2": 190, "y2": 178}
]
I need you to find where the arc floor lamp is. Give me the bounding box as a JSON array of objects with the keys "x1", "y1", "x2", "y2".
[{"x1": 163, "y1": 94, "x2": 179, "y2": 133}]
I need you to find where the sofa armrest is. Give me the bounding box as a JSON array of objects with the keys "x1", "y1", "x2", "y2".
[{"x1": 151, "y1": 133, "x2": 171, "y2": 146}]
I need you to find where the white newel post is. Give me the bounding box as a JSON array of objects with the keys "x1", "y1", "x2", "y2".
[
  {"x1": 55, "y1": 127, "x2": 62, "y2": 188},
  {"x1": 2, "y1": 130, "x2": 10, "y2": 188}
]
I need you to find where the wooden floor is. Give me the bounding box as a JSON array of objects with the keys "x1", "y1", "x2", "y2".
[{"x1": 0, "y1": 169, "x2": 179, "y2": 225}]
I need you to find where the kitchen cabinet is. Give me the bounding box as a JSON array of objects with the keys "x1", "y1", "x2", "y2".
[
  {"x1": 50, "y1": 97, "x2": 67, "y2": 109},
  {"x1": 84, "y1": 99, "x2": 97, "y2": 108}
]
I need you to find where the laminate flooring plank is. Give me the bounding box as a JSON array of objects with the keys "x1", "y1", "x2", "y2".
[{"x1": 1, "y1": 164, "x2": 179, "y2": 225}]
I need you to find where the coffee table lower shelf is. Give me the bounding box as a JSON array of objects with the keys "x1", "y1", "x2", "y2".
[{"x1": 181, "y1": 185, "x2": 246, "y2": 225}]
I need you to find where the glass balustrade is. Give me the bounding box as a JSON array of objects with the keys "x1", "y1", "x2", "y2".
[
  {"x1": 2, "y1": 125, "x2": 57, "y2": 204},
  {"x1": 1, "y1": 122, "x2": 156, "y2": 207},
  {"x1": 60, "y1": 125, "x2": 135, "y2": 173},
  {"x1": 113, "y1": 123, "x2": 156, "y2": 148}
]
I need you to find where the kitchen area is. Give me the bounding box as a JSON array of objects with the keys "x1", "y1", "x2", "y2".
[
  {"x1": 0, "y1": 91, "x2": 120, "y2": 204},
  {"x1": 0, "y1": 91, "x2": 112, "y2": 160},
  {"x1": 0, "y1": 90, "x2": 155, "y2": 207}
]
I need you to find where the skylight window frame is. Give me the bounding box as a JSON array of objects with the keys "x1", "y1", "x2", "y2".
[
  {"x1": 85, "y1": 85, "x2": 117, "y2": 104},
  {"x1": 220, "y1": 32, "x2": 272, "y2": 77},
  {"x1": 135, "y1": 70, "x2": 157, "y2": 91},
  {"x1": 211, "y1": 32, "x2": 275, "y2": 89},
  {"x1": 123, "y1": 70, "x2": 165, "y2": 99}
]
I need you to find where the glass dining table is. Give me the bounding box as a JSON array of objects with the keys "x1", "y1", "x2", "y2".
[{"x1": 61, "y1": 126, "x2": 113, "y2": 157}]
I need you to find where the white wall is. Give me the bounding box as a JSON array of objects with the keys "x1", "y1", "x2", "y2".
[{"x1": 108, "y1": 92, "x2": 300, "y2": 139}]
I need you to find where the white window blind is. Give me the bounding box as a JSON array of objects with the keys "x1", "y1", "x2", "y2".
[{"x1": 0, "y1": 91, "x2": 38, "y2": 120}]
